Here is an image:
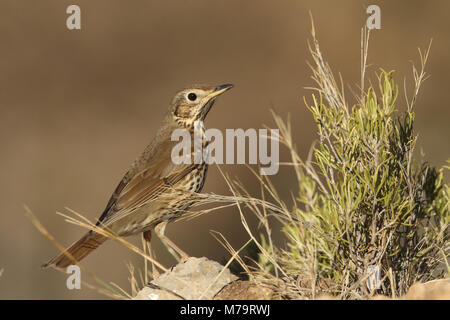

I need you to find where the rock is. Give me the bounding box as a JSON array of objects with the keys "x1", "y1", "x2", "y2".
[
  {"x1": 402, "y1": 279, "x2": 450, "y2": 300},
  {"x1": 370, "y1": 279, "x2": 450, "y2": 300},
  {"x1": 134, "y1": 257, "x2": 238, "y2": 300},
  {"x1": 214, "y1": 280, "x2": 276, "y2": 300},
  {"x1": 133, "y1": 257, "x2": 450, "y2": 300}
]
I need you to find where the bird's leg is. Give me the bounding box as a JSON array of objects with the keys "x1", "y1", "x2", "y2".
[
  {"x1": 143, "y1": 230, "x2": 159, "y2": 279},
  {"x1": 155, "y1": 222, "x2": 189, "y2": 263}
]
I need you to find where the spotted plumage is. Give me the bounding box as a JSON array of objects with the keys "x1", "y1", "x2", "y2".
[{"x1": 43, "y1": 84, "x2": 233, "y2": 268}]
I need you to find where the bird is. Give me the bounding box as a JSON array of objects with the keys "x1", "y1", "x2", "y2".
[{"x1": 43, "y1": 84, "x2": 234, "y2": 269}]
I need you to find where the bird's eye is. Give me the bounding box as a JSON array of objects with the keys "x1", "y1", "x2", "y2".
[{"x1": 187, "y1": 93, "x2": 197, "y2": 101}]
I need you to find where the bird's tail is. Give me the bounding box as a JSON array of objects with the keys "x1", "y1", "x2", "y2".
[{"x1": 42, "y1": 231, "x2": 107, "y2": 268}]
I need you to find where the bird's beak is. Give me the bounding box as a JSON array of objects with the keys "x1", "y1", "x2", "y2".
[{"x1": 204, "y1": 84, "x2": 234, "y2": 101}]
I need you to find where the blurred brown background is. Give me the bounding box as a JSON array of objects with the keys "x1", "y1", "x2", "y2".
[{"x1": 0, "y1": 0, "x2": 449, "y2": 299}]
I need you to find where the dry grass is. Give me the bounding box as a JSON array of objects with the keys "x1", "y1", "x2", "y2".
[
  {"x1": 216, "y1": 22, "x2": 449, "y2": 299},
  {"x1": 26, "y1": 186, "x2": 284, "y2": 299},
  {"x1": 27, "y1": 20, "x2": 449, "y2": 300}
]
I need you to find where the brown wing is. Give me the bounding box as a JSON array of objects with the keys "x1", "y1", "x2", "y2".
[
  {"x1": 100, "y1": 165, "x2": 196, "y2": 228},
  {"x1": 96, "y1": 124, "x2": 195, "y2": 227}
]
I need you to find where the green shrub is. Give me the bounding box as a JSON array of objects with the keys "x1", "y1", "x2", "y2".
[{"x1": 246, "y1": 27, "x2": 449, "y2": 299}]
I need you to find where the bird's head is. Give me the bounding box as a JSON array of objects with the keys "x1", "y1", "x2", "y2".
[{"x1": 169, "y1": 84, "x2": 233, "y2": 128}]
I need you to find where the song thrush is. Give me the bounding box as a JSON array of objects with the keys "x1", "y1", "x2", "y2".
[{"x1": 43, "y1": 84, "x2": 233, "y2": 268}]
